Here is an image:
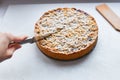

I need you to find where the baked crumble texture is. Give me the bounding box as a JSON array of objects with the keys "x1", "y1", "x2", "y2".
[{"x1": 35, "y1": 8, "x2": 98, "y2": 60}]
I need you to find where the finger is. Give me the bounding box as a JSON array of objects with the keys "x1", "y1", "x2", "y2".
[
  {"x1": 0, "y1": 44, "x2": 21, "y2": 61},
  {"x1": 5, "y1": 33, "x2": 28, "y2": 42},
  {"x1": 5, "y1": 44, "x2": 21, "y2": 59},
  {"x1": 13, "y1": 35, "x2": 28, "y2": 42},
  {"x1": 8, "y1": 43, "x2": 21, "y2": 48}
]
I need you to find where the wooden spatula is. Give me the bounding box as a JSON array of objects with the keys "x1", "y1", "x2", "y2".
[{"x1": 96, "y1": 3, "x2": 120, "y2": 31}]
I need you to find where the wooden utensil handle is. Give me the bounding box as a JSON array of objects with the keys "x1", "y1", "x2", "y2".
[{"x1": 96, "y1": 4, "x2": 120, "y2": 31}]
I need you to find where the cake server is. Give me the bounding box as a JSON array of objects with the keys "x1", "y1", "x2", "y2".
[{"x1": 9, "y1": 37, "x2": 37, "y2": 45}]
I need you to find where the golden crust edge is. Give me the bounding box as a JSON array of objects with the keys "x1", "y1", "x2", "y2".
[{"x1": 36, "y1": 37, "x2": 97, "y2": 60}]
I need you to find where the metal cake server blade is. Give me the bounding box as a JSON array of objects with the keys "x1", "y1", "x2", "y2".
[{"x1": 19, "y1": 37, "x2": 36, "y2": 44}]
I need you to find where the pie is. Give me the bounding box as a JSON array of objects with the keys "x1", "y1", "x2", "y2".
[{"x1": 34, "y1": 8, "x2": 98, "y2": 60}]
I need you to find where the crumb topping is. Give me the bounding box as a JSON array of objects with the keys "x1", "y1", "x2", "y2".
[{"x1": 36, "y1": 8, "x2": 98, "y2": 54}]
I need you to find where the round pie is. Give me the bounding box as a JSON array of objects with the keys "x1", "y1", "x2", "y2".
[{"x1": 34, "y1": 8, "x2": 98, "y2": 60}]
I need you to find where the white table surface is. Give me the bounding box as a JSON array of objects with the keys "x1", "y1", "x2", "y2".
[{"x1": 0, "y1": 3, "x2": 120, "y2": 80}]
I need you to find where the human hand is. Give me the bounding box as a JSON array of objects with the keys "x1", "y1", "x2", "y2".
[{"x1": 0, "y1": 32, "x2": 27, "y2": 62}]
